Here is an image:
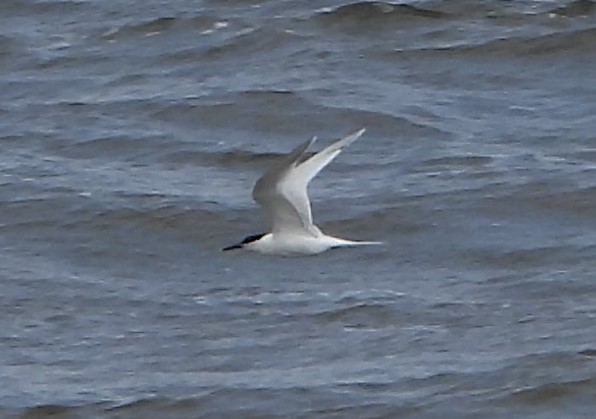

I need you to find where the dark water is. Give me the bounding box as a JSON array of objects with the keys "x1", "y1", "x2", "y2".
[{"x1": 2, "y1": 0, "x2": 596, "y2": 417}]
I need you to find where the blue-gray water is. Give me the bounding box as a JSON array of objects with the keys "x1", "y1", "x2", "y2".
[{"x1": 2, "y1": 0, "x2": 596, "y2": 418}]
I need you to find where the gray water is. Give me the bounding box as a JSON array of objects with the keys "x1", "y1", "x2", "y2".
[{"x1": 2, "y1": 0, "x2": 596, "y2": 418}]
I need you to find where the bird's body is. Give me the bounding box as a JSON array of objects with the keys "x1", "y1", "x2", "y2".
[
  {"x1": 240, "y1": 232, "x2": 378, "y2": 256},
  {"x1": 223, "y1": 128, "x2": 382, "y2": 256}
]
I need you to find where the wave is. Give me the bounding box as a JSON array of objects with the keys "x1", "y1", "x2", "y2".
[
  {"x1": 0, "y1": 0, "x2": 88, "y2": 16},
  {"x1": 503, "y1": 377, "x2": 596, "y2": 406},
  {"x1": 387, "y1": 26, "x2": 596, "y2": 59},
  {"x1": 147, "y1": 89, "x2": 441, "y2": 141},
  {"x1": 317, "y1": 1, "x2": 447, "y2": 25},
  {"x1": 54, "y1": 135, "x2": 158, "y2": 160},
  {"x1": 195, "y1": 27, "x2": 305, "y2": 63},
  {"x1": 101, "y1": 14, "x2": 228, "y2": 41},
  {"x1": 549, "y1": 0, "x2": 596, "y2": 17},
  {"x1": 9, "y1": 398, "x2": 200, "y2": 419}
]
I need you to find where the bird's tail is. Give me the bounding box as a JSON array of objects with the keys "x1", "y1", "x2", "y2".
[
  {"x1": 349, "y1": 240, "x2": 384, "y2": 246},
  {"x1": 332, "y1": 238, "x2": 384, "y2": 248}
]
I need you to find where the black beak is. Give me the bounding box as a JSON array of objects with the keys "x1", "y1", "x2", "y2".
[{"x1": 222, "y1": 244, "x2": 242, "y2": 251}]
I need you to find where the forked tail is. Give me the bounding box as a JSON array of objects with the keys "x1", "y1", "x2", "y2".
[
  {"x1": 332, "y1": 238, "x2": 384, "y2": 248},
  {"x1": 350, "y1": 240, "x2": 384, "y2": 246}
]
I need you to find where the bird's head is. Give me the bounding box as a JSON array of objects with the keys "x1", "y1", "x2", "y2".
[{"x1": 222, "y1": 233, "x2": 267, "y2": 251}]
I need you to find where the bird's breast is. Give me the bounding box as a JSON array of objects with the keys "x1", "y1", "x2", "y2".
[{"x1": 252, "y1": 233, "x2": 334, "y2": 256}]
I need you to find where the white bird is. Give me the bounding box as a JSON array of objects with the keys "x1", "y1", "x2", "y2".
[{"x1": 223, "y1": 128, "x2": 382, "y2": 256}]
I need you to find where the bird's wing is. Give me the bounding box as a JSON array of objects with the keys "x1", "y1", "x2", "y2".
[
  {"x1": 278, "y1": 128, "x2": 366, "y2": 234},
  {"x1": 253, "y1": 129, "x2": 366, "y2": 236},
  {"x1": 252, "y1": 136, "x2": 318, "y2": 235},
  {"x1": 292, "y1": 128, "x2": 365, "y2": 184}
]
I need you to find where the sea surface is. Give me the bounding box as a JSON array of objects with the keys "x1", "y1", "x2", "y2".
[{"x1": 1, "y1": 0, "x2": 596, "y2": 418}]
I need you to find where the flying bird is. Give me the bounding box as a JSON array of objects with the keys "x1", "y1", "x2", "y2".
[{"x1": 223, "y1": 128, "x2": 382, "y2": 256}]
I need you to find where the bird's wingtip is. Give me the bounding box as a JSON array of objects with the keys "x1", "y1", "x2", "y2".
[{"x1": 339, "y1": 127, "x2": 367, "y2": 147}]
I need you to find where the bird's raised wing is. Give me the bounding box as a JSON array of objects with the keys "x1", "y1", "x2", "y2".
[
  {"x1": 252, "y1": 129, "x2": 366, "y2": 236},
  {"x1": 252, "y1": 136, "x2": 318, "y2": 235},
  {"x1": 292, "y1": 128, "x2": 365, "y2": 185}
]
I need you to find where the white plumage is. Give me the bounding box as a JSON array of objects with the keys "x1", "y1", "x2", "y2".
[{"x1": 223, "y1": 128, "x2": 382, "y2": 256}]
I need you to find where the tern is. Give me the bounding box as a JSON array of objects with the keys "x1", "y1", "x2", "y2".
[{"x1": 223, "y1": 128, "x2": 382, "y2": 256}]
